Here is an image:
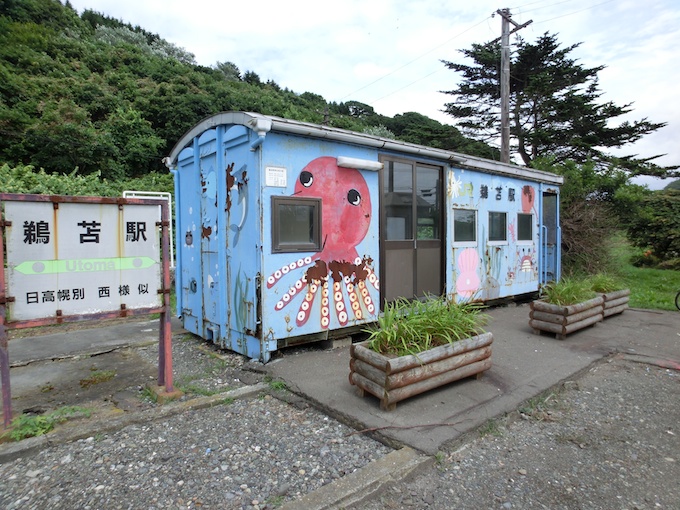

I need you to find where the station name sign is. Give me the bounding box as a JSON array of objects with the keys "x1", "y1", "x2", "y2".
[{"x1": 4, "y1": 200, "x2": 162, "y2": 321}]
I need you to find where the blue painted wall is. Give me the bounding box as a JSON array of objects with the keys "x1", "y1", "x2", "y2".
[
  {"x1": 445, "y1": 167, "x2": 541, "y2": 301},
  {"x1": 259, "y1": 133, "x2": 381, "y2": 343},
  {"x1": 173, "y1": 117, "x2": 559, "y2": 361}
]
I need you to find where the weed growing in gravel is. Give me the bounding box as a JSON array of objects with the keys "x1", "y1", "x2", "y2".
[
  {"x1": 5, "y1": 406, "x2": 91, "y2": 441},
  {"x1": 434, "y1": 451, "x2": 446, "y2": 468},
  {"x1": 268, "y1": 380, "x2": 288, "y2": 391},
  {"x1": 478, "y1": 419, "x2": 502, "y2": 438},
  {"x1": 79, "y1": 368, "x2": 116, "y2": 388},
  {"x1": 519, "y1": 390, "x2": 563, "y2": 421},
  {"x1": 267, "y1": 495, "x2": 285, "y2": 507},
  {"x1": 177, "y1": 383, "x2": 227, "y2": 397},
  {"x1": 555, "y1": 433, "x2": 588, "y2": 449},
  {"x1": 140, "y1": 386, "x2": 158, "y2": 403}
]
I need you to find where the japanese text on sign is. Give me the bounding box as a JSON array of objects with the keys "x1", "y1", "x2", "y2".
[{"x1": 4, "y1": 201, "x2": 162, "y2": 321}]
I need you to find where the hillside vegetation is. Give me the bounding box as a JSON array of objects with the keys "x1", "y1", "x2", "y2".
[{"x1": 0, "y1": 0, "x2": 498, "y2": 184}]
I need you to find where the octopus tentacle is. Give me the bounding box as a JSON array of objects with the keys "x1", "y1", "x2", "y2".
[
  {"x1": 295, "y1": 281, "x2": 319, "y2": 326},
  {"x1": 275, "y1": 275, "x2": 309, "y2": 312},
  {"x1": 267, "y1": 256, "x2": 313, "y2": 289}
]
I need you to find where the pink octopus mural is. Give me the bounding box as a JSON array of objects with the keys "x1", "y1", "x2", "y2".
[{"x1": 266, "y1": 157, "x2": 379, "y2": 329}]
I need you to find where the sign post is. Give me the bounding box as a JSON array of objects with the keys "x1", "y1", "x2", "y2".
[{"x1": 0, "y1": 194, "x2": 172, "y2": 428}]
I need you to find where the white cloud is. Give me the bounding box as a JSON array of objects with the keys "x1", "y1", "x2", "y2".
[{"x1": 66, "y1": 0, "x2": 680, "y2": 178}]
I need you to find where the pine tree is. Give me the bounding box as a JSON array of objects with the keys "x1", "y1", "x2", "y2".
[{"x1": 441, "y1": 32, "x2": 676, "y2": 178}]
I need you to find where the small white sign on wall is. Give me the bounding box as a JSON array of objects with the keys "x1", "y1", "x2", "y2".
[{"x1": 265, "y1": 166, "x2": 287, "y2": 188}]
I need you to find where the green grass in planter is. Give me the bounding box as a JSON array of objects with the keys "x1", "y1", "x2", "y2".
[
  {"x1": 364, "y1": 297, "x2": 488, "y2": 357},
  {"x1": 540, "y1": 277, "x2": 597, "y2": 306}
]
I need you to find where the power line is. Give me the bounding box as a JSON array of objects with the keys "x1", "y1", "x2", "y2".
[
  {"x1": 510, "y1": 0, "x2": 617, "y2": 21},
  {"x1": 531, "y1": 0, "x2": 617, "y2": 23},
  {"x1": 340, "y1": 0, "x2": 618, "y2": 113},
  {"x1": 338, "y1": 15, "x2": 493, "y2": 103},
  {"x1": 368, "y1": 68, "x2": 443, "y2": 106}
]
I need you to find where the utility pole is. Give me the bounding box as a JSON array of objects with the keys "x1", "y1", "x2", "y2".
[{"x1": 494, "y1": 9, "x2": 532, "y2": 164}]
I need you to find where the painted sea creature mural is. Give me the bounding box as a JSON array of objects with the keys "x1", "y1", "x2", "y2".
[
  {"x1": 515, "y1": 246, "x2": 538, "y2": 282},
  {"x1": 456, "y1": 247, "x2": 481, "y2": 298},
  {"x1": 266, "y1": 157, "x2": 379, "y2": 329},
  {"x1": 521, "y1": 185, "x2": 536, "y2": 213}
]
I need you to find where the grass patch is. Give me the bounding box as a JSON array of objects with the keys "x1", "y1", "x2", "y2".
[
  {"x1": 364, "y1": 296, "x2": 488, "y2": 357},
  {"x1": 268, "y1": 380, "x2": 288, "y2": 391},
  {"x1": 140, "y1": 386, "x2": 158, "y2": 403},
  {"x1": 4, "y1": 406, "x2": 91, "y2": 441},
  {"x1": 79, "y1": 368, "x2": 116, "y2": 388},
  {"x1": 610, "y1": 234, "x2": 680, "y2": 311},
  {"x1": 176, "y1": 383, "x2": 225, "y2": 397},
  {"x1": 519, "y1": 391, "x2": 562, "y2": 422},
  {"x1": 589, "y1": 272, "x2": 625, "y2": 294},
  {"x1": 267, "y1": 495, "x2": 285, "y2": 507},
  {"x1": 478, "y1": 419, "x2": 502, "y2": 438}
]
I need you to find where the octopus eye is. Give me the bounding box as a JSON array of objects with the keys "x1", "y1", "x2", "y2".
[
  {"x1": 299, "y1": 171, "x2": 313, "y2": 187},
  {"x1": 347, "y1": 189, "x2": 361, "y2": 206}
]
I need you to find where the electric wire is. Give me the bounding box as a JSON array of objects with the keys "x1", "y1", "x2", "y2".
[
  {"x1": 345, "y1": 0, "x2": 618, "y2": 110},
  {"x1": 338, "y1": 15, "x2": 493, "y2": 103}
]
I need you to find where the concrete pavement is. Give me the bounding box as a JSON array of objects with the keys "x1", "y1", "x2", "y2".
[
  {"x1": 3, "y1": 305, "x2": 678, "y2": 454},
  {"x1": 1, "y1": 303, "x2": 678, "y2": 509},
  {"x1": 4, "y1": 305, "x2": 679, "y2": 456},
  {"x1": 262, "y1": 303, "x2": 680, "y2": 455}
]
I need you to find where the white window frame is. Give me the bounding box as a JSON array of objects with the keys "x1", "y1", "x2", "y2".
[
  {"x1": 452, "y1": 208, "x2": 477, "y2": 247},
  {"x1": 488, "y1": 211, "x2": 508, "y2": 245},
  {"x1": 517, "y1": 212, "x2": 534, "y2": 244}
]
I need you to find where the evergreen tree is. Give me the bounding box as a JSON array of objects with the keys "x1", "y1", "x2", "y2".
[{"x1": 441, "y1": 33, "x2": 676, "y2": 178}]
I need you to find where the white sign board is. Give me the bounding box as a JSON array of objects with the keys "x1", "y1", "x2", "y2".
[
  {"x1": 265, "y1": 166, "x2": 287, "y2": 187},
  {"x1": 5, "y1": 201, "x2": 161, "y2": 321}
]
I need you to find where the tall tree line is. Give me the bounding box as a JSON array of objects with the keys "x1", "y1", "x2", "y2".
[{"x1": 0, "y1": 0, "x2": 497, "y2": 180}]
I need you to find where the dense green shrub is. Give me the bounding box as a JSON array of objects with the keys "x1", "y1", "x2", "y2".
[
  {"x1": 627, "y1": 190, "x2": 680, "y2": 261},
  {"x1": 0, "y1": 163, "x2": 172, "y2": 196}
]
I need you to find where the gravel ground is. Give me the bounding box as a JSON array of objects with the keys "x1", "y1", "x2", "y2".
[
  {"x1": 0, "y1": 334, "x2": 392, "y2": 509},
  {"x1": 1, "y1": 329, "x2": 679, "y2": 510},
  {"x1": 357, "y1": 358, "x2": 680, "y2": 510}
]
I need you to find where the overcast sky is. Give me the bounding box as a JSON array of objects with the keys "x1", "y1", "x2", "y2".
[{"x1": 67, "y1": 0, "x2": 679, "y2": 189}]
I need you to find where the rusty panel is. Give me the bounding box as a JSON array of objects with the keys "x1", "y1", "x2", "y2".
[
  {"x1": 416, "y1": 244, "x2": 442, "y2": 297},
  {"x1": 383, "y1": 246, "x2": 414, "y2": 302}
]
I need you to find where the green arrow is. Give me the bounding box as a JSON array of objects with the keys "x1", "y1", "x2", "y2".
[{"x1": 13, "y1": 256, "x2": 158, "y2": 275}]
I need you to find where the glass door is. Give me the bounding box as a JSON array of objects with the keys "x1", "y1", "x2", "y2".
[
  {"x1": 381, "y1": 159, "x2": 443, "y2": 304},
  {"x1": 540, "y1": 191, "x2": 560, "y2": 284}
]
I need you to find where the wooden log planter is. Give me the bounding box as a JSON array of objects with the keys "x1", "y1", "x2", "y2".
[
  {"x1": 600, "y1": 289, "x2": 630, "y2": 317},
  {"x1": 349, "y1": 332, "x2": 493, "y2": 411},
  {"x1": 529, "y1": 296, "x2": 604, "y2": 340}
]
